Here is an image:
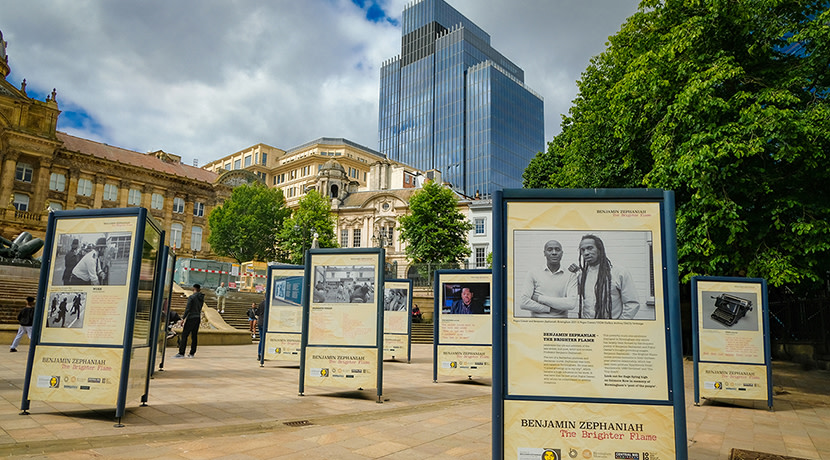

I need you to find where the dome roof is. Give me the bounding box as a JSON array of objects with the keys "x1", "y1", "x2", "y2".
[{"x1": 321, "y1": 159, "x2": 345, "y2": 172}]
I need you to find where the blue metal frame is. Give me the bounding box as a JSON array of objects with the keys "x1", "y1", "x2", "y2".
[
  {"x1": 156, "y1": 250, "x2": 176, "y2": 372},
  {"x1": 691, "y1": 276, "x2": 772, "y2": 409},
  {"x1": 261, "y1": 264, "x2": 305, "y2": 367},
  {"x1": 383, "y1": 278, "x2": 414, "y2": 363},
  {"x1": 431, "y1": 268, "x2": 492, "y2": 382},
  {"x1": 19, "y1": 207, "x2": 163, "y2": 421},
  {"x1": 298, "y1": 248, "x2": 385, "y2": 401},
  {"x1": 492, "y1": 188, "x2": 687, "y2": 459}
]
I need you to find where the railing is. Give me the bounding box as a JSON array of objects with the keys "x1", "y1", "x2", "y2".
[{"x1": 769, "y1": 297, "x2": 829, "y2": 346}]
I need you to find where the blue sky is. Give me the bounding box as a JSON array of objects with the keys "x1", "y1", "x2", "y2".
[{"x1": 2, "y1": 0, "x2": 640, "y2": 167}]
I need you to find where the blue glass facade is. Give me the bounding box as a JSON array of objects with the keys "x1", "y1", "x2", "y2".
[{"x1": 379, "y1": 0, "x2": 544, "y2": 197}]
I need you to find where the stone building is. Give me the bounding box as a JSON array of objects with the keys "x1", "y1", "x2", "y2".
[{"x1": 0, "y1": 34, "x2": 236, "y2": 259}]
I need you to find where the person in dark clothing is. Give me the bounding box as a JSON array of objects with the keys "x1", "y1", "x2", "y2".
[
  {"x1": 62, "y1": 239, "x2": 81, "y2": 285},
  {"x1": 256, "y1": 299, "x2": 266, "y2": 360},
  {"x1": 10, "y1": 296, "x2": 35, "y2": 352},
  {"x1": 56, "y1": 296, "x2": 68, "y2": 327},
  {"x1": 176, "y1": 284, "x2": 205, "y2": 358}
]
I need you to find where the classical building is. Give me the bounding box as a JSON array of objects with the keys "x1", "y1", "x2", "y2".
[
  {"x1": 0, "y1": 33, "x2": 241, "y2": 259},
  {"x1": 378, "y1": 0, "x2": 545, "y2": 198},
  {"x1": 203, "y1": 137, "x2": 420, "y2": 208}
]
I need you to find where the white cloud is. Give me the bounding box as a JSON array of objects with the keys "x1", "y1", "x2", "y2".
[{"x1": 1, "y1": 0, "x2": 639, "y2": 166}]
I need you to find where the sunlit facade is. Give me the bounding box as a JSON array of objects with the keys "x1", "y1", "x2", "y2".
[{"x1": 379, "y1": 0, "x2": 544, "y2": 197}]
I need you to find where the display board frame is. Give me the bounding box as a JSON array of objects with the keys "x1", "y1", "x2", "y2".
[
  {"x1": 260, "y1": 264, "x2": 306, "y2": 366},
  {"x1": 298, "y1": 248, "x2": 385, "y2": 402},
  {"x1": 152, "y1": 248, "x2": 176, "y2": 373},
  {"x1": 493, "y1": 188, "x2": 687, "y2": 460},
  {"x1": 20, "y1": 207, "x2": 164, "y2": 423},
  {"x1": 382, "y1": 278, "x2": 413, "y2": 363},
  {"x1": 432, "y1": 269, "x2": 492, "y2": 382},
  {"x1": 691, "y1": 276, "x2": 772, "y2": 408}
]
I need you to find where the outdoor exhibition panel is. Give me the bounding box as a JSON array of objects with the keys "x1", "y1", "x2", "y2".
[
  {"x1": 493, "y1": 189, "x2": 687, "y2": 460},
  {"x1": 382, "y1": 278, "x2": 413, "y2": 362},
  {"x1": 432, "y1": 269, "x2": 492, "y2": 382},
  {"x1": 299, "y1": 248, "x2": 384, "y2": 401},
  {"x1": 21, "y1": 207, "x2": 164, "y2": 422},
  {"x1": 261, "y1": 264, "x2": 305, "y2": 364},
  {"x1": 692, "y1": 276, "x2": 772, "y2": 408}
]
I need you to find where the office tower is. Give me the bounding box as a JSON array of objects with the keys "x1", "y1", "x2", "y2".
[{"x1": 379, "y1": 0, "x2": 544, "y2": 197}]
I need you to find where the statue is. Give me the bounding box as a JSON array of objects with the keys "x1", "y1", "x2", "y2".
[{"x1": 0, "y1": 231, "x2": 44, "y2": 266}]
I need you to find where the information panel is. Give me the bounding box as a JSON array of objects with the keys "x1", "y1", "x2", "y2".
[
  {"x1": 494, "y1": 189, "x2": 686, "y2": 460},
  {"x1": 382, "y1": 279, "x2": 412, "y2": 362},
  {"x1": 21, "y1": 208, "x2": 164, "y2": 420},
  {"x1": 692, "y1": 277, "x2": 771, "y2": 407},
  {"x1": 262, "y1": 265, "x2": 305, "y2": 363},
  {"x1": 299, "y1": 249, "x2": 384, "y2": 400},
  {"x1": 433, "y1": 270, "x2": 492, "y2": 381}
]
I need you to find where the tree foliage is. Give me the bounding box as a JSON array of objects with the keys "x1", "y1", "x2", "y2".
[
  {"x1": 277, "y1": 189, "x2": 337, "y2": 265},
  {"x1": 524, "y1": 1, "x2": 830, "y2": 293},
  {"x1": 398, "y1": 180, "x2": 473, "y2": 267},
  {"x1": 208, "y1": 183, "x2": 291, "y2": 263}
]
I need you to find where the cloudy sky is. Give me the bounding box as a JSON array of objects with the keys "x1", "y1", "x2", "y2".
[{"x1": 3, "y1": 0, "x2": 640, "y2": 167}]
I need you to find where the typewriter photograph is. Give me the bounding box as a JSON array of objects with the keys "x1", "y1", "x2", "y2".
[{"x1": 701, "y1": 290, "x2": 758, "y2": 331}]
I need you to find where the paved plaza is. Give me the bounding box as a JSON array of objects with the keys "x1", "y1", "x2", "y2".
[{"x1": 1, "y1": 343, "x2": 829, "y2": 459}]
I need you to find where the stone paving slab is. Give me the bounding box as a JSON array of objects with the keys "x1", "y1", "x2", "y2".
[{"x1": 1, "y1": 344, "x2": 829, "y2": 459}]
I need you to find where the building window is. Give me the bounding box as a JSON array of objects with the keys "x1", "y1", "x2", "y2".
[
  {"x1": 193, "y1": 201, "x2": 205, "y2": 217},
  {"x1": 15, "y1": 162, "x2": 33, "y2": 182},
  {"x1": 49, "y1": 173, "x2": 66, "y2": 191},
  {"x1": 340, "y1": 229, "x2": 349, "y2": 247},
  {"x1": 48, "y1": 202, "x2": 63, "y2": 211},
  {"x1": 77, "y1": 178, "x2": 93, "y2": 197},
  {"x1": 261, "y1": 153, "x2": 268, "y2": 165},
  {"x1": 128, "y1": 188, "x2": 142, "y2": 206},
  {"x1": 224, "y1": 163, "x2": 231, "y2": 170},
  {"x1": 103, "y1": 184, "x2": 118, "y2": 201},
  {"x1": 13, "y1": 193, "x2": 29, "y2": 211},
  {"x1": 151, "y1": 193, "x2": 164, "y2": 210},
  {"x1": 173, "y1": 197, "x2": 185, "y2": 213},
  {"x1": 191, "y1": 226, "x2": 202, "y2": 251},
  {"x1": 474, "y1": 218, "x2": 486, "y2": 235},
  {"x1": 170, "y1": 223, "x2": 183, "y2": 249},
  {"x1": 353, "y1": 229, "x2": 361, "y2": 248},
  {"x1": 234, "y1": 159, "x2": 241, "y2": 169},
  {"x1": 475, "y1": 247, "x2": 487, "y2": 268},
  {"x1": 244, "y1": 155, "x2": 252, "y2": 167}
]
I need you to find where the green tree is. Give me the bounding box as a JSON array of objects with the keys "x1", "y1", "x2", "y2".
[
  {"x1": 398, "y1": 180, "x2": 473, "y2": 269},
  {"x1": 278, "y1": 189, "x2": 337, "y2": 265},
  {"x1": 524, "y1": 1, "x2": 830, "y2": 293},
  {"x1": 208, "y1": 183, "x2": 291, "y2": 263}
]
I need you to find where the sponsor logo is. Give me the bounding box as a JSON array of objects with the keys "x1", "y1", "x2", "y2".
[
  {"x1": 614, "y1": 453, "x2": 639, "y2": 460},
  {"x1": 450, "y1": 361, "x2": 457, "y2": 368},
  {"x1": 320, "y1": 368, "x2": 328, "y2": 377},
  {"x1": 569, "y1": 448, "x2": 579, "y2": 458},
  {"x1": 582, "y1": 450, "x2": 593, "y2": 459},
  {"x1": 80, "y1": 385, "x2": 91, "y2": 390},
  {"x1": 542, "y1": 449, "x2": 561, "y2": 460},
  {"x1": 88, "y1": 378, "x2": 101, "y2": 383},
  {"x1": 714, "y1": 382, "x2": 722, "y2": 389},
  {"x1": 50, "y1": 376, "x2": 60, "y2": 388},
  {"x1": 64, "y1": 385, "x2": 78, "y2": 389}
]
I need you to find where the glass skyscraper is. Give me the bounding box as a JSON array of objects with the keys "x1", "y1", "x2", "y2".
[{"x1": 379, "y1": 0, "x2": 544, "y2": 197}]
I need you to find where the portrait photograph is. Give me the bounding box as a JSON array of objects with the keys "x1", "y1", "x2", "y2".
[
  {"x1": 441, "y1": 282, "x2": 491, "y2": 315},
  {"x1": 312, "y1": 265, "x2": 375, "y2": 304},
  {"x1": 45, "y1": 291, "x2": 87, "y2": 329},
  {"x1": 51, "y1": 231, "x2": 132, "y2": 287},
  {"x1": 383, "y1": 287, "x2": 409, "y2": 312},
  {"x1": 513, "y1": 230, "x2": 656, "y2": 321}
]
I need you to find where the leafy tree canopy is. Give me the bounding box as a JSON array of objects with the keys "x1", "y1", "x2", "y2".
[
  {"x1": 208, "y1": 183, "x2": 291, "y2": 263},
  {"x1": 524, "y1": 1, "x2": 830, "y2": 293},
  {"x1": 277, "y1": 189, "x2": 337, "y2": 265},
  {"x1": 398, "y1": 180, "x2": 473, "y2": 266}
]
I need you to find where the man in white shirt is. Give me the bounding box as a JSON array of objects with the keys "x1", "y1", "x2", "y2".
[{"x1": 519, "y1": 240, "x2": 578, "y2": 318}]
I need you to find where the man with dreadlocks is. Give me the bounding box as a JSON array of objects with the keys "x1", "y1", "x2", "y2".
[{"x1": 576, "y1": 234, "x2": 641, "y2": 319}]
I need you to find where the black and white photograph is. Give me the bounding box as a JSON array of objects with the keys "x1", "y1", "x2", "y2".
[
  {"x1": 383, "y1": 287, "x2": 409, "y2": 312},
  {"x1": 442, "y1": 282, "x2": 491, "y2": 315},
  {"x1": 45, "y1": 291, "x2": 87, "y2": 329},
  {"x1": 513, "y1": 230, "x2": 656, "y2": 320},
  {"x1": 51, "y1": 232, "x2": 132, "y2": 286},
  {"x1": 701, "y1": 290, "x2": 758, "y2": 331},
  {"x1": 312, "y1": 265, "x2": 375, "y2": 304}
]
